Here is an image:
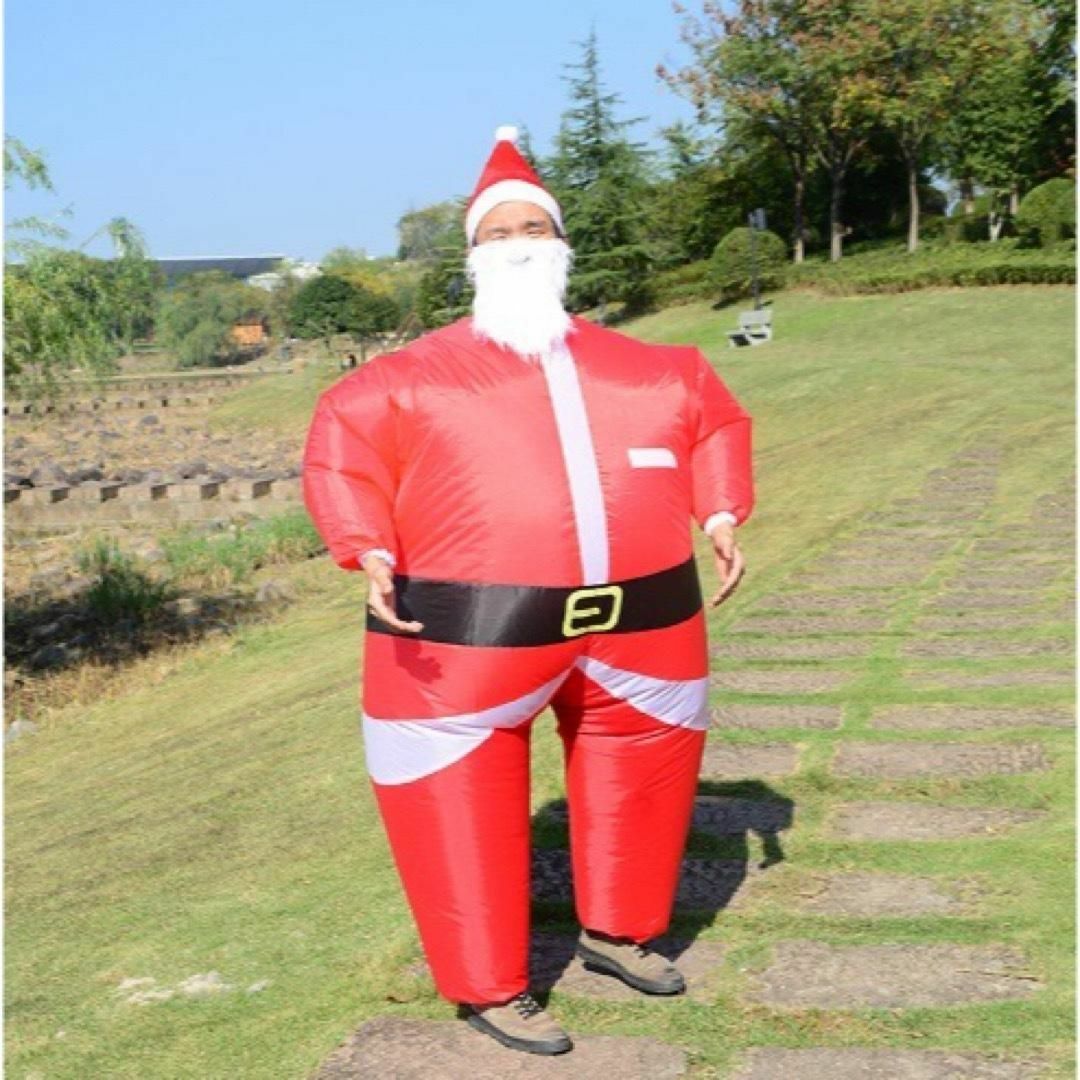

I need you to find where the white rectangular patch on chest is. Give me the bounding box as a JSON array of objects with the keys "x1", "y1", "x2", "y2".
[{"x1": 628, "y1": 447, "x2": 677, "y2": 468}]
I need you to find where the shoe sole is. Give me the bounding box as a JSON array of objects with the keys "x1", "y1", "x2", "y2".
[
  {"x1": 576, "y1": 942, "x2": 687, "y2": 996},
  {"x1": 465, "y1": 1011, "x2": 573, "y2": 1056}
]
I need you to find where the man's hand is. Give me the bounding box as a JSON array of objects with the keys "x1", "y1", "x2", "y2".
[
  {"x1": 706, "y1": 523, "x2": 745, "y2": 607},
  {"x1": 361, "y1": 553, "x2": 424, "y2": 633}
]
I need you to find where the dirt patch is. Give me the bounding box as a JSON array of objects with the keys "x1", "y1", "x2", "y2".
[
  {"x1": 712, "y1": 704, "x2": 843, "y2": 730},
  {"x1": 702, "y1": 741, "x2": 800, "y2": 779},
  {"x1": 712, "y1": 639, "x2": 874, "y2": 661},
  {"x1": 871, "y1": 704, "x2": 1074, "y2": 731},
  {"x1": 313, "y1": 1017, "x2": 687, "y2": 1079},
  {"x1": 829, "y1": 801, "x2": 1046, "y2": 840},
  {"x1": 730, "y1": 1048, "x2": 1043, "y2": 1080},
  {"x1": 833, "y1": 741, "x2": 1049, "y2": 778},
  {"x1": 745, "y1": 941, "x2": 1041, "y2": 1008},
  {"x1": 797, "y1": 871, "x2": 978, "y2": 917},
  {"x1": 710, "y1": 668, "x2": 854, "y2": 694}
]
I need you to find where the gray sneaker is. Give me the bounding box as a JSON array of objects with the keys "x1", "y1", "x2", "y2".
[
  {"x1": 577, "y1": 930, "x2": 687, "y2": 995},
  {"x1": 465, "y1": 991, "x2": 573, "y2": 1055}
]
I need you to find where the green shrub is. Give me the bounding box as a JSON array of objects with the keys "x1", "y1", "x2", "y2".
[
  {"x1": 160, "y1": 510, "x2": 323, "y2": 589},
  {"x1": 709, "y1": 227, "x2": 787, "y2": 302},
  {"x1": 1016, "y1": 178, "x2": 1076, "y2": 247},
  {"x1": 76, "y1": 537, "x2": 171, "y2": 626},
  {"x1": 652, "y1": 261, "x2": 713, "y2": 307}
]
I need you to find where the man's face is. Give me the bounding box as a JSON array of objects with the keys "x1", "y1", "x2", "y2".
[{"x1": 473, "y1": 200, "x2": 558, "y2": 246}]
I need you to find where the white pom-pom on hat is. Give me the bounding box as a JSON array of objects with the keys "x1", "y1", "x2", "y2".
[{"x1": 494, "y1": 125, "x2": 519, "y2": 144}]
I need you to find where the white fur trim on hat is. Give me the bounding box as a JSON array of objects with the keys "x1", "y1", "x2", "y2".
[
  {"x1": 495, "y1": 125, "x2": 519, "y2": 143},
  {"x1": 465, "y1": 179, "x2": 565, "y2": 242}
]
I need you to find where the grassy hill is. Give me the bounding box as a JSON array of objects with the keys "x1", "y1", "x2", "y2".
[{"x1": 5, "y1": 285, "x2": 1075, "y2": 1078}]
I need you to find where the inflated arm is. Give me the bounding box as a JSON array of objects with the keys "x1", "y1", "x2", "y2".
[
  {"x1": 301, "y1": 365, "x2": 400, "y2": 571},
  {"x1": 689, "y1": 349, "x2": 754, "y2": 529}
]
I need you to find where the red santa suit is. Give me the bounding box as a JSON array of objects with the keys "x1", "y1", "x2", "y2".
[{"x1": 300, "y1": 131, "x2": 754, "y2": 1007}]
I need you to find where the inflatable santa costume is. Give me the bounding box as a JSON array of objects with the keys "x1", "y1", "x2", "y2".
[{"x1": 301, "y1": 128, "x2": 754, "y2": 1007}]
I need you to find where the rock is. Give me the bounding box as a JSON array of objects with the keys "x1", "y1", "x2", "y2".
[
  {"x1": 138, "y1": 414, "x2": 161, "y2": 427},
  {"x1": 255, "y1": 579, "x2": 294, "y2": 604},
  {"x1": 177, "y1": 971, "x2": 231, "y2": 996},
  {"x1": 5, "y1": 719, "x2": 39, "y2": 744}
]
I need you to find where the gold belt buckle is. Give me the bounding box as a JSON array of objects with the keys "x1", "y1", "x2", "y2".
[{"x1": 562, "y1": 584, "x2": 624, "y2": 638}]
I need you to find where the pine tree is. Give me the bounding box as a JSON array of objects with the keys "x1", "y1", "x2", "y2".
[{"x1": 545, "y1": 30, "x2": 655, "y2": 314}]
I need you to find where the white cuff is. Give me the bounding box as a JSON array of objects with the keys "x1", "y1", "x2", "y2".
[
  {"x1": 358, "y1": 547, "x2": 396, "y2": 568},
  {"x1": 704, "y1": 510, "x2": 738, "y2": 534}
]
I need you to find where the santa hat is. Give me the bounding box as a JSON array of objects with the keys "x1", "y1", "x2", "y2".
[{"x1": 464, "y1": 125, "x2": 564, "y2": 243}]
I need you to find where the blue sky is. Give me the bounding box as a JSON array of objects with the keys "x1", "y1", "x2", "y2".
[{"x1": 5, "y1": 0, "x2": 700, "y2": 261}]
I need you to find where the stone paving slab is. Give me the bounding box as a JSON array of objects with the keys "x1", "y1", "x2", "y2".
[
  {"x1": 712, "y1": 638, "x2": 874, "y2": 661},
  {"x1": 904, "y1": 666, "x2": 1074, "y2": 689},
  {"x1": 806, "y1": 568, "x2": 932, "y2": 587},
  {"x1": 925, "y1": 591, "x2": 1045, "y2": 610},
  {"x1": 948, "y1": 566, "x2": 1061, "y2": 587},
  {"x1": 729, "y1": 614, "x2": 892, "y2": 634},
  {"x1": 701, "y1": 741, "x2": 801, "y2": 779},
  {"x1": 711, "y1": 668, "x2": 854, "y2": 694},
  {"x1": 754, "y1": 592, "x2": 903, "y2": 613},
  {"x1": 829, "y1": 801, "x2": 1046, "y2": 841},
  {"x1": 912, "y1": 612, "x2": 1050, "y2": 632},
  {"x1": 900, "y1": 637, "x2": 1072, "y2": 659},
  {"x1": 712, "y1": 703, "x2": 843, "y2": 730},
  {"x1": 871, "y1": 704, "x2": 1074, "y2": 731},
  {"x1": 797, "y1": 871, "x2": 976, "y2": 917},
  {"x1": 690, "y1": 795, "x2": 795, "y2": 837},
  {"x1": 529, "y1": 932, "x2": 726, "y2": 1002},
  {"x1": 745, "y1": 941, "x2": 1041, "y2": 1008},
  {"x1": 313, "y1": 1016, "x2": 687, "y2": 1078},
  {"x1": 833, "y1": 742, "x2": 1049, "y2": 778},
  {"x1": 531, "y1": 848, "x2": 758, "y2": 912},
  {"x1": 730, "y1": 1048, "x2": 1044, "y2": 1079}
]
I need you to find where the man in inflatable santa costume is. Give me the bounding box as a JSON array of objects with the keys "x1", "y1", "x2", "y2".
[{"x1": 302, "y1": 126, "x2": 754, "y2": 1056}]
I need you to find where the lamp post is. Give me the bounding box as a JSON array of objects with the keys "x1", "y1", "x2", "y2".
[{"x1": 748, "y1": 208, "x2": 767, "y2": 310}]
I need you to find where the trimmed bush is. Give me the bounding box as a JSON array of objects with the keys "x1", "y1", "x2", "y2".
[
  {"x1": 709, "y1": 227, "x2": 787, "y2": 302},
  {"x1": 653, "y1": 260, "x2": 713, "y2": 307},
  {"x1": 1016, "y1": 178, "x2": 1076, "y2": 247}
]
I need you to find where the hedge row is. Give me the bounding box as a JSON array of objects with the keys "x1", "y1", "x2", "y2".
[{"x1": 652, "y1": 241, "x2": 1075, "y2": 306}]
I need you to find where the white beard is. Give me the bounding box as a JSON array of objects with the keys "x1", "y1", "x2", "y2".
[{"x1": 466, "y1": 237, "x2": 574, "y2": 361}]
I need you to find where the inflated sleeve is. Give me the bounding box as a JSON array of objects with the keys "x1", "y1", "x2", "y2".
[
  {"x1": 301, "y1": 364, "x2": 400, "y2": 571},
  {"x1": 688, "y1": 349, "x2": 754, "y2": 528}
]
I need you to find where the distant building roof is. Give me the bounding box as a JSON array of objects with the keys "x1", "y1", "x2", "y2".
[{"x1": 154, "y1": 255, "x2": 288, "y2": 282}]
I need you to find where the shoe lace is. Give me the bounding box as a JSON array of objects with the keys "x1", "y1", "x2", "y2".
[{"x1": 510, "y1": 992, "x2": 543, "y2": 1018}]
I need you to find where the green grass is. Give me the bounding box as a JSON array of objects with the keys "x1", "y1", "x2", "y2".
[{"x1": 5, "y1": 285, "x2": 1075, "y2": 1078}]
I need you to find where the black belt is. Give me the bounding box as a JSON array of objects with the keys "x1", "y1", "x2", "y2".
[{"x1": 366, "y1": 555, "x2": 702, "y2": 647}]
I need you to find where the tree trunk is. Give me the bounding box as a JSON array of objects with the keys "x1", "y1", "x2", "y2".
[
  {"x1": 793, "y1": 171, "x2": 806, "y2": 264},
  {"x1": 1008, "y1": 182, "x2": 1020, "y2": 216},
  {"x1": 829, "y1": 166, "x2": 845, "y2": 262},
  {"x1": 907, "y1": 158, "x2": 920, "y2": 254}
]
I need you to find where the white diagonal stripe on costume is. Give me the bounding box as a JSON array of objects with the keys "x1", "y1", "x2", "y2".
[
  {"x1": 575, "y1": 655, "x2": 710, "y2": 730},
  {"x1": 540, "y1": 340, "x2": 610, "y2": 585},
  {"x1": 362, "y1": 671, "x2": 568, "y2": 785}
]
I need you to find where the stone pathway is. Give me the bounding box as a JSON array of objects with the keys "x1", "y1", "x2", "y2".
[{"x1": 317, "y1": 442, "x2": 1071, "y2": 1077}]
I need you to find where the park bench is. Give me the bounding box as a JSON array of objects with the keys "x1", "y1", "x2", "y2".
[{"x1": 728, "y1": 307, "x2": 773, "y2": 348}]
